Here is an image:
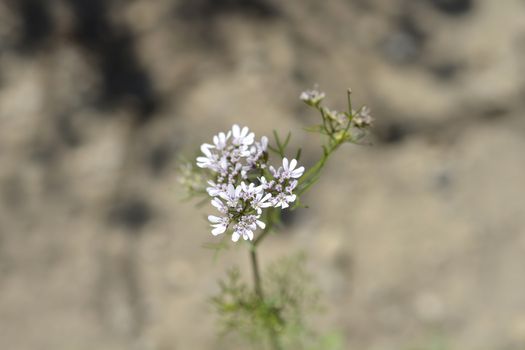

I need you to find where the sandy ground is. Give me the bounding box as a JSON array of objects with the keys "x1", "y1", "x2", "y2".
[{"x1": 0, "y1": 0, "x2": 525, "y2": 349}]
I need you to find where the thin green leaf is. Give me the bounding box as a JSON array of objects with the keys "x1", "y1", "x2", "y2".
[
  {"x1": 282, "y1": 131, "x2": 291, "y2": 149},
  {"x1": 295, "y1": 148, "x2": 302, "y2": 161},
  {"x1": 273, "y1": 130, "x2": 282, "y2": 149},
  {"x1": 267, "y1": 144, "x2": 280, "y2": 155}
]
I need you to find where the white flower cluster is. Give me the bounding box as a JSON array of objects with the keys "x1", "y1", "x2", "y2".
[{"x1": 196, "y1": 125, "x2": 305, "y2": 242}]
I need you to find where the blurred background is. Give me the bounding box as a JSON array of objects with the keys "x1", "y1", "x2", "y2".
[{"x1": 1, "y1": 0, "x2": 525, "y2": 349}]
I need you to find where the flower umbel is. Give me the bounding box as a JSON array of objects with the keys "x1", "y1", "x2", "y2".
[{"x1": 197, "y1": 124, "x2": 304, "y2": 242}]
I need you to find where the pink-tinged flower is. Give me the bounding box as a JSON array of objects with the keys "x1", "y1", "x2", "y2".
[
  {"x1": 240, "y1": 181, "x2": 263, "y2": 200},
  {"x1": 206, "y1": 181, "x2": 225, "y2": 197},
  {"x1": 259, "y1": 176, "x2": 275, "y2": 190},
  {"x1": 231, "y1": 215, "x2": 266, "y2": 242},
  {"x1": 281, "y1": 158, "x2": 305, "y2": 179},
  {"x1": 212, "y1": 131, "x2": 231, "y2": 150},
  {"x1": 251, "y1": 192, "x2": 273, "y2": 214},
  {"x1": 208, "y1": 215, "x2": 229, "y2": 236},
  {"x1": 219, "y1": 184, "x2": 243, "y2": 208},
  {"x1": 196, "y1": 144, "x2": 217, "y2": 169},
  {"x1": 211, "y1": 197, "x2": 228, "y2": 214},
  {"x1": 231, "y1": 124, "x2": 255, "y2": 146},
  {"x1": 272, "y1": 192, "x2": 297, "y2": 209}
]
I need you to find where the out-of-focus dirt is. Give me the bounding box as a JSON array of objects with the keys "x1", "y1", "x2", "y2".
[{"x1": 0, "y1": 0, "x2": 524, "y2": 349}]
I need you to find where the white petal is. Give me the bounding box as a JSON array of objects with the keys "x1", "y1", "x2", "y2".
[
  {"x1": 208, "y1": 215, "x2": 222, "y2": 223},
  {"x1": 289, "y1": 159, "x2": 297, "y2": 171},
  {"x1": 226, "y1": 184, "x2": 235, "y2": 196},
  {"x1": 235, "y1": 185, "x2": 242, "y2": 197},
  {"x1": 232, "y1": 124, "x2": 240, "y2": 137},
  {"x1": 196, "y1": 158, "x2": 210, "y2": 168},
  {"x1": 211, "y1": 198, "x2": 221, "y2": 209},
  {"x1": 256, "y1": 220, "x2": 266, "y2": 229},
  {"x1": 261, "y1": 136, "x2": 268, "y2": 149},
  {"x1": 212, "y1": 226, "x2": 226, "y2": 235},
  {"x1": 240, "y1": 126, "x2": 248, "y2": 137},
  {"x1": 245, "y1": 230, "x2": 254, "y2": 241},
  {"x1": 300, "y1": 91, "x2": 309, "y2": 100},
  {"x1": 231, "y1": 232, "x2": 240, "y2": 242},
  {"x1": 282, "y1": 157, "x2": 289, "y2": 171},
  {"x1": 207, "y1": 187, "x2": 221, "y2": 196},
  {"x1": 291, "y1": 167, "x2": 305, "y2": 178},
  {"x1": 218, "y1": 132, "x2": 227, "y2": 145},
  {"x1": 245, "y1": 132, "x2": 255, "y2": 144},
  {"x1": 201, "y1": 144, "x2": 213, "y2": 157}
]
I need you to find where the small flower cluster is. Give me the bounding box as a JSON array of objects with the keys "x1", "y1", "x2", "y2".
[
  {"x1": 352, "y1": 106, "x2": 373, "y2": 127},
  {"x1": 177, "y1": 162, "x2": 207, "y2": 195},
  {"x1": 300, "y1": 88, "x2": 325, "y2": 106},
  {"x1": 300, "y1": 86, "x2": 373, "y2": 145},
  {"x1": 197, "y1": 125, "x2": 304, "y2": 242}
]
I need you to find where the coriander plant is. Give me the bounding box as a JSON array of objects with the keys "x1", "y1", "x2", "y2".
[{"x1": 180, "y1": 88, "x2": 372, "y2": 349}]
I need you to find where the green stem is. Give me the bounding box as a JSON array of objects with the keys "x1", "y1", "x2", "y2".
[
  {"x1": 250, "y1": 246, "x2": 282, "y2": 350},
  {"x1": 253, "y1": 224, "x2": 272, "y2": 247},
  {"x1": 253, "y1": 207, "x2": 275, "y2": 246},
  {"x1": 250, "y1": 247, "x2": 264, "y2": 299},
  {"x1": 296, "y1": 139, "x2": 342, "y2": 197}
]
